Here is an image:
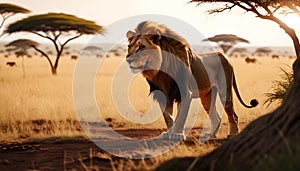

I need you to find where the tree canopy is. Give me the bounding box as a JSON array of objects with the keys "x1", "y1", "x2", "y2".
[
  {"x1": 203, "y1": 34, "x2": 249, "y2": 54},
  {"x1": 83, "y1": 45, "x2": 102, "y2": 51},
  {"x1": 190, "y1": 0, "x2": 300, "y2": 58},
  {"x1": 4, "y1": 12, "x2": 104, "y2": 75},
  {"x1": 5, "y1": 39, "x2": 38, "y2": 50},
  {"x1": 0, "y1": 3, "x2": 30, "y2": 14},
  {"x1": 254, "y1": 47, "x2": 273, "y2": 54},
  {"x1": 5, "y1": 12, "x2": 103, "y2": 34},
  {"x1": 0, "y1": 3, "x2": 30, "y2": 29},
  {"x1": 203, "y1": 34, "x2": 249, "y2": 44},
  {"x1": 190, "y1": 0, "x2": 300, "y2": 15}
]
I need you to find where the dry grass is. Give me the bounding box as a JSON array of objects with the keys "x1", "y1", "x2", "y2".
[
  {"x1": 0, "y1": 51, "x2": 295, "y2": 141},
  {"x1": 0, "y1": 55, "x2": 80, "y2": 141},
  {"x1": 0, "y1": 48, "x2": 296, "y2": 170}
]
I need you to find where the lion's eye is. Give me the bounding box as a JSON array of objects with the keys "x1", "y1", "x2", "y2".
[{"x1": 137, "y1": 45, "x2": 145, "y2": 52}]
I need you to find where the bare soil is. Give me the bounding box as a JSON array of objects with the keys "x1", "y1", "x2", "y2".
[{"x1": 0, "y1": 127, "x2": 227, "y2": 171}]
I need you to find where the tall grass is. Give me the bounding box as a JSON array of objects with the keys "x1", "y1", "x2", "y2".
[
  {"x1": 264, "y1": 66, "x2": 294, "y2": 106},
  {"x1": 0, "y1": 56, "x2": 80, "y2": 141},
  {"x1": 0, "y1": 52, "x2": 293, "y2": 141}
]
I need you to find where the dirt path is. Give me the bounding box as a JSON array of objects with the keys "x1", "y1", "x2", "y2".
[{"x1": 0, "y1": 127, "x2": 228, "y2": 171}]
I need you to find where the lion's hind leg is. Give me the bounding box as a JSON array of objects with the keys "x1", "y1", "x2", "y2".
[
  {"x1": 224, "y1": 99, "x2": 239, "y2": 137},
  {"x1": 199, "y1": 86, "x2": 221, "y2": 143}
]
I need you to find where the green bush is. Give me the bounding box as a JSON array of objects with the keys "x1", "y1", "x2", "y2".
[{"x1": 264, "y1": 66, "x2": 294, "y2": 106}]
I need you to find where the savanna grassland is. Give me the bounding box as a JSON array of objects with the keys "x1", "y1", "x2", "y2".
[{"x1": 0, "y1": 45, "x2": 295, "y2": 170}]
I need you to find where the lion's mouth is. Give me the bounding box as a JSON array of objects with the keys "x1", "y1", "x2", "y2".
[
  {"x1": 128, "y1": 60, "x2": 149, "y2": 73},
  {"x1": 129, "y1": 65, "x2": 145, "y2": 74},
  {"x1": 130, "y1": 65, "x2": 144, "y2": 70}
]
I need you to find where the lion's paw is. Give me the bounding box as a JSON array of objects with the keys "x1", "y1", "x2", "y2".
[
  {"x1": 159, "y1": 132, "x2": 186, "y2": 141},
  {"x1": 159, "y1": 132, "x2": 170, "y2": 140},
  {"x1": 199, "y1": 133, "x2": 216, "y2": 144},
  {"x1": 168, "y1": 133, "x2": 186, "y2": 141}
]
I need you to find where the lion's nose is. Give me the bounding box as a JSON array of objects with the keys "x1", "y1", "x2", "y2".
[{"x1": 126, "y1": 57, "x2": 134, "y2": 64}]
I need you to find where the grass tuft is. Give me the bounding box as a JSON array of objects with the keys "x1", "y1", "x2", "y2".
[{"x1": 264, "y1": 66, "x2": 294, "y2": 107}]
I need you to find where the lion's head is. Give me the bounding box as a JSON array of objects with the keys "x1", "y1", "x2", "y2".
[{"x1": 126, "y1": 21, "x2": 190, "y2": 79}]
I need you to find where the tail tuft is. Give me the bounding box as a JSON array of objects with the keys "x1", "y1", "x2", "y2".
[{"x1": 250, "y1": 99, "x2": 258, "y2": 107}]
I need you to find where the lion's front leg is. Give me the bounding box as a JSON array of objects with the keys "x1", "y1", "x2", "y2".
[
  {"x1": 168, "y1": 96, "x2": 192, "y2": 141},
  {"x1": 158, "y1": 101, "x2": 174, "y2": 139}
]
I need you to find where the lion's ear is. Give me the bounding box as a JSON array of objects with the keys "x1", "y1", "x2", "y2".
[
  {"x1": 149, "y1": 31, "x2": 161, "y2": 45},
  {"x1": 126, "y1": 30, "x2": 135, "y2": 42}
]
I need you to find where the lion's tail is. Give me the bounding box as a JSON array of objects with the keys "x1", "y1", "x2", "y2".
[{"x1": 232, "y1": 72, "x2": 258, "y2": 108}]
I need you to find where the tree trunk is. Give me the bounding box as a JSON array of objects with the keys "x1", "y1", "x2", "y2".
[
  {"x1": 52, "y1": 48, "x2": 63, "y2": 75},
  {"x1": 21, "y1": 56, "x2": 25, "y2": 78},
  {"x1": 31, "y1": 45, "x2": 57, "y2": 75},
  {"x1": 53, "y1": 54, "x2": 60, "y2": 72},
  {"x1": 219, "y1": 44, "x2": 232, "y2": 55},
  {"x1": 51, "y1": 67, "x2": 57, "y2": 75}
]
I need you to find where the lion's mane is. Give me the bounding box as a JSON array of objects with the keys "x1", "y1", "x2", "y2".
[{"x1": 134, "y1": 21, "x2": 194, "y2": 103}]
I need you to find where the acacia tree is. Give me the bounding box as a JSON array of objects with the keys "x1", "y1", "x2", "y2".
[
  {"x1": 229, "y1": 47, "x2": 248, "y2": 57},
  {"x1": 254, "y1": 47, "x2": 273, "y2": 56},
  {"x1": 5, "y1": 13, "x2": 104, "y2": 75},
  {"x1": 203, "y1": 34, "x2": 249, "y2": 54},
  {"x1": 0, "y1": 3, "x2": 30, "y2": 30},
  {"x1": 5, "y1": 39, "x2": 38, "y2": 77},
  {"x1": 156, "y1": 0, "x2": 300, "y2": 170},
  {"x1": 0, "y1": 3, "x2": 30, "y2": 71}
]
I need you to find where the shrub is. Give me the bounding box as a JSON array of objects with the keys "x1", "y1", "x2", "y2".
[{"x1": 264, "y1": 66, "x2": 294, "y2": 106}]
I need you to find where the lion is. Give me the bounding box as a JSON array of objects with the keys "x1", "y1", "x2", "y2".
[{"x1": 125, "y1": 21, "x2": 258, "y2": 141}]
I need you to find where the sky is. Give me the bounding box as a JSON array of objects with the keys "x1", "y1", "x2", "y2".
[{"x1": 1, "y1": 0, "x2": 300, "y2": 47}]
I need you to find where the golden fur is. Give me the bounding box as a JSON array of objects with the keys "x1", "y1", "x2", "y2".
[{"x1": 126, "y1": 21, "x2": 257, "y2": 141}]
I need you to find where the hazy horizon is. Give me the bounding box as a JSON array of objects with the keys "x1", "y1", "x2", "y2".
[{"x1": 1, "y1": 0, "x2": 300, "y2": 48}]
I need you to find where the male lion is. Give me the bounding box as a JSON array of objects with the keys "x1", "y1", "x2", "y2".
[{"x1": 125, "y1": 21, "x2": 257, "y2": 141}]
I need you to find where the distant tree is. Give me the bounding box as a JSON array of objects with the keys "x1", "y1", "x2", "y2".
[
  {"x1": 254, "y1": 47, "x2": 273, "y2": 56},
  {"x1": 0, "y1": 3, "x2": 30, "y2": 30},
  {"x1": 0, "y1": 3, "x2": 29, "y2": 71},
  {"x1": 5, "y1": 39, "x2": 37, "y2": 77},
  {"x1": 156, "y1": 1, "x2": 300, "y2": 170},
  {"x1": 81, "y1": 45, "x2": 102, "y2": 57},
  {"x1": 4, "y1": 13, "x2": 104, "y2": 75},
  {"x1": 229, "y1": 47, "x2": 248, "y2": 57},
  {"x1": 203, "y1": 34, "x2": 249, "y2": 54},
  {"x1": 5, "y1": 39, "x2": 38, "y2": 51},
  {"x1": 83, "y1": 45, "x2": 102, "y2": 51}
]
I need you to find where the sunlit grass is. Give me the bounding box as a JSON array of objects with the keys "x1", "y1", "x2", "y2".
[
  {"x1": 0, "y1": 49, "x2": 297, "y2": 170},
  {"x1": 0, "y1": 51, "x2": 294, "y2": 142}
]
